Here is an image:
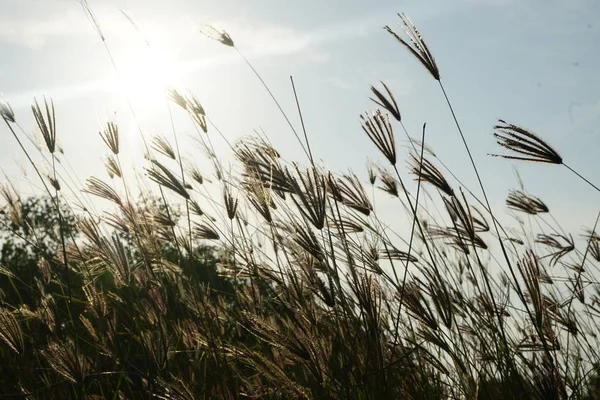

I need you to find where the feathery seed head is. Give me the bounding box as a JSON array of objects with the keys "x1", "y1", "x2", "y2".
[
  {"x1": 381, "y1": 246, "x2": 418, "y2": 264},
  {"x1": 410, "y1": 155, "x2": 453, "y2": 197},
  {"x1": 152, "y1": 136, "x2": 177, "y2": 160},
  {"x1": 377, "y1": 166, "x2": 399, "y2": 197},
  {"x1": 167, "y1": 89, "x2": 207, "y2": 132},
  {"x1": 43, "y1": 338, "x2": 90, "y2": 383},
  {"x1": 103, "y1": 211, "x2": 130, "y2": 233},
  {"x1": 244, "y1": 180, "x2": 275, "y2": 223},
  {"x1": 289, "y1": 167, "x2": 327, "y2": 230},
  {"x1": 186, "y1": 94, "x2": 207, "y2": 133},
  {"x1": 536, "y1": 233, "x2": 574, "y2": 266},
  {"x1": 193, "y1": 222, "x2": 220, "y2": 240},
  {"x1": 385, "y1": 13, "x2": 440, "y2": 80},
  {"x1": 147, "y1": 160, "x2": 190, "y2": 199},
  {"x1": 223, "y1": 183, "x2": 238, "y2": 220},
  {"x1": 370, "y1": 81, "x2": 401, "y2": 122},
  {"x1": 84, "y1": 177, "x2": 123, "y2": 205},
  {"x1": 366, "y1": 160, "x2": 377, "y2": 185},
  {"x1": 326, "y1": 172, "x2": 343, "y2": 202},
  {"x1": 201, "y1": 25, "x2": 234, "y2": 47},
  {"x1": 100, "y1": 120, "x2": 120, "y2": 155},
  {"x1": 47, "y1": 175, "x2": 61, "y2": 191},
  {"x1": 583, "y1": 230, "x2": 600, "y2": 262},
  {"x1": 492, "y1": 120, "x2": 562, "y2": 164},
  {"x1": 0, "y1": 95, "x2": 15, "y2": 122},
  {"x1": 104, "y1": 154, "x2": 122, "y2": 178},
  {"x1": 506, "y1": 190, "x2": 549, "y2": 215},
  {"x1": 361, "y1": 110, "x2": 396, "y2": 166},
  {"x1": 188, "y1": 165, "x2": 205, "y2": 185},
  {"x1": 31, "y1": 96, "x2": 57, "y2": 154},
  {"x1": 167, "y1": 88, "x2": 188, "y2": 110},
  {"x1": 0, "y1": 308, "x2": 24, "y2": 354},
  {"x1": 336, "y1": 172, "x2": 373, "y2": 216}
]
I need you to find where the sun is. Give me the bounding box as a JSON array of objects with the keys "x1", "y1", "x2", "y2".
[{"x1": 105, "y1": 47, "x2": 183, "y2": 109}]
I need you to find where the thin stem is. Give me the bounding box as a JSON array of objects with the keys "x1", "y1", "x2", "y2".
[
  {"x1": 399, "y1": 119, "x2": 521, "y2": 262},
  {"x1": 392, "y1": 123, "x2": 427, "y2": 348},
  {"x1": 2, "y1": 118, "x2": 52, "y2": 197},
  {"x1": 564, "y1": 163, "x2": 600, "y2": 194},
  {"x1": 52, "y1": 154, "x2": 71, "y2": 302},
  {"x1": 439, "y1": 79, "x2": 551, "y2": 371},
  {"x1": 565, "y1": 207, "x2": 600, "y2": 362},
  {"x1": 166, "y1": 102, "x2": 193, "y2": 254},
  {"x1": 82, "y1": 1, "x2": 182, "y2": 260},
  {"x1": 235, "y1": 46, "x2": 311, "y2": 161},
  {"x1": 120, "y1": 4, "x2": 195, "y2": 255},
  {"x1": 290, "y1": 76, "x2": 314, "y2": 166}
]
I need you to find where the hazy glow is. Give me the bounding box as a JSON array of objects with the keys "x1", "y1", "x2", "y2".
[{"x1": 105, "y1": 47, "x2": 183, "y2": 108}]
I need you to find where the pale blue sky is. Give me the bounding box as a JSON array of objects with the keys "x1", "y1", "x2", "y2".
[{"x1": 1, "y1": 0, "x2": 599, "y2": 235}]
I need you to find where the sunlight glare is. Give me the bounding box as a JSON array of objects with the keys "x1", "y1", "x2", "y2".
[{"x1": 106, "y1": 48, "x2": 183, "y2": 109}]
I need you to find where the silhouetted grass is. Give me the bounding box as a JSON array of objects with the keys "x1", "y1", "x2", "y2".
[{"x1": 0, "y1": 7, "x2": 598, "y2": 400}]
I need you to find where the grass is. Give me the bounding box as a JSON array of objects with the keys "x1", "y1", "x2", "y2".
[{"x1": 0, "y1": 7, "x2": 599, "y2": 400}]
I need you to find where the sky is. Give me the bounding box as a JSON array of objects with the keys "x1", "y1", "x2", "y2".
[{"x1": 0, "y1": 0, "x2": 599, "y2": 240}]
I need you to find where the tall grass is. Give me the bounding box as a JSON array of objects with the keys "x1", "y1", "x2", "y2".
[{"x1": 0, "y1": 8, "x2": 599, "y2": 400}]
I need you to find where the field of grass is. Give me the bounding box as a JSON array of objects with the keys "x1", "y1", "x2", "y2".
[{"x1": 0, "y1": 4, "x2": 599, "y2": 399}]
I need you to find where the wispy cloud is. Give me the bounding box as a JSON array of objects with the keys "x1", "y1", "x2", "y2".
[
  {"x1": 0, "y1": 14, "x2": 327, "y2": 106},
  {"x1": 217, "y1": 19, "x2": 314, "y2": 56},
  {"x1": 0, "y1": 2, "x2": 400, "y2": 105},
  {"x1": 0, "y1": 7, "x2": 90, "y2": 48}
]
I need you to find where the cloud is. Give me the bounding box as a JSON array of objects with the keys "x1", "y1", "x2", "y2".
[
  {"x1": 0, "y1": 14, "x2": 328, "y2": 106},
  {"x1": 198, "y1": 17, "x2": 335, "y2": 66},
  {"x1": 0, "y1": 2, "x2": 170, "y2": 48},
  {"x1": 0, "y1": 2, "x2": 401, "y2": 105},
  {"x1": 221, "y1": 21, "x2": 313, "y2": 56},
  {"x1": 203, "y1": 7, "x2": 395, "y2": 62},
  {"x1": 0, "y1": 7, "x2": 91, "y2": 48}
]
